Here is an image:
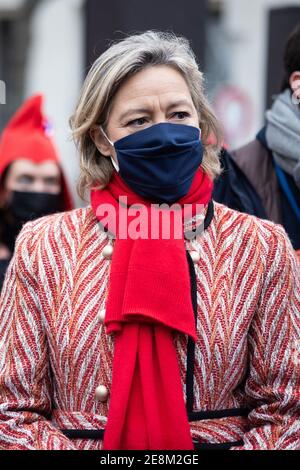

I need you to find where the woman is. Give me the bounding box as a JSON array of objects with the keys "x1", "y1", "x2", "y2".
[
  {"x1": 0, "y1": 31, "x2": 299, "y2": 451},
  {"x1": 0, "y1": 94, "x2": 73, "y2": 291}
]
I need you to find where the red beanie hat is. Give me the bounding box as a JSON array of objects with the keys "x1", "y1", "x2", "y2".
[{"x1": 0, "y1": 94, "x2": 73, "y2": 210}]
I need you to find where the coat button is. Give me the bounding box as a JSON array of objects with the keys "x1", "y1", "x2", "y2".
[
  {"x1": 95, "y1": 385, "x2": 109, "y2": 402},
  {"x1": 189, "y1": 250, "x2": 200, "y2": 263},
  {"x1": 98, "y1": 308, "x2": 106, "y2": 323},
  {"x1": 101, "y1": 244, "x2": 114, "y2": 259}
]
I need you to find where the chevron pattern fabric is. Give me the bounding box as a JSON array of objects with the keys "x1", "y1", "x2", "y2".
[{"x1": 0, "y1": 201, "x2": 299, "y2": 450}]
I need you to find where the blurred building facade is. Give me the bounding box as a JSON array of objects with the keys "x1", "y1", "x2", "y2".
[
  {"x1": 207, "y1": 0, "x2": 300, "y2": 149},
  {"x1": 0, "y1": 0, "x2": 300, "y2": 205},
  {"x1": 0, "y1": 0, "x2": 85, "y2": 206}
]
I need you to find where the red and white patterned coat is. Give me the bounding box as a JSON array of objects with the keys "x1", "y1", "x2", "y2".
[{"x1": 0, "y1": 201, "x2": 299, "y2": 450}]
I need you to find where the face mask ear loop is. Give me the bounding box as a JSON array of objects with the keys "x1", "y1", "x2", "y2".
[
  {"x1": 110, "y1": 157, "x2": 120, "y2": 172},
  {"x1": 100, "y1": 126, "x2": 120, "y2": 172},
  {"x1": 100, "y1": 126, "x2": 114, "y2": 147}
]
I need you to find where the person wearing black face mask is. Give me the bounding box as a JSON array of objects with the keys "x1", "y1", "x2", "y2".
[
  {"x1": 0, "y1": 162, "x2": 64, "y2": 269},
  {"x1": 0, "y1": 94, "x2": 73, "y2": 292}
]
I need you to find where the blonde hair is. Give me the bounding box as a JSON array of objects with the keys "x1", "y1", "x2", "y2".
[{"x1": 70, "y1": 30, "x2": 223, "y2": 200}]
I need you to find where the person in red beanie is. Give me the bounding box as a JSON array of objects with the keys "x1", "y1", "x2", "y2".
[{"x1": 0, "y1": 94, "x2": 73, "y2": 290}]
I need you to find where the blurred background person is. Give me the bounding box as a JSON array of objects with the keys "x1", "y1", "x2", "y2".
[
  {"x1": 215, "y1": 24, "x2": 300, "y2": 259},
  {"x1": 0, "y1": 94, "x2": 73, "y2": 291}
]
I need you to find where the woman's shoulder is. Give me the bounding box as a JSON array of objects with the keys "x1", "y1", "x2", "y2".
[
  {"x1": 213, "y1": 199, "x2": 284, "y2": 231},
  {"x1": 14, "y1": 205, "x2": 103, "y2": 254},
  {"x1": 20, "y1": 205, "x2": 92, "y2": 233},
  {"x1": 212, "y1": 200, "x2": 296, "y2": 260}
]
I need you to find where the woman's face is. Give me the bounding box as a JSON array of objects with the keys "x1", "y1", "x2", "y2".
[{"x1": 93, "y1": 65, "x2": 200, "y2": 161}]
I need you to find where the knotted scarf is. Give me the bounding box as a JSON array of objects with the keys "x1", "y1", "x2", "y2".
[{"x1": 90, "y1": 167, "x2": 213, "y2": 450}]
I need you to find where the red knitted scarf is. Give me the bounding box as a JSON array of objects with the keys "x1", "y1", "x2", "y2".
[{"x1": 90, "y1": 167, "x2": 213, "y2": 450}]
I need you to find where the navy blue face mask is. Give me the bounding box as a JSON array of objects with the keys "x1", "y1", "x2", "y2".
[{"x1": 101, "y1": 122, "x2": 203, "y2": 204}]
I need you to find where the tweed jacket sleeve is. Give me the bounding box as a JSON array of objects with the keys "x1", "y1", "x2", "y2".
[
  {"x1": 0, "y1": 221, "x2": 75, "y2": 450},
  {"x1": 231, "y1": 224, "x2": 300, "y2": 450}
]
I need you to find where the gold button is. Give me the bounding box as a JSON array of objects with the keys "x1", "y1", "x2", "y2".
[
  {"x1": 101, "y1": 244, "x2": 114, "y2": 259},
  {"x1": 95, "y1": 385, "x2": 109, "y2": 402},
  {"x1": 98, "y1": 308, "x2": 106, "y2": 323},
  {"x1": 189, "y1": 250, "x2": 200, "y2": 263}
]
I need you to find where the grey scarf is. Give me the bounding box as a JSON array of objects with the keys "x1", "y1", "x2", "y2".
[{"x1": 265, "y1": 88, "x2": 300, "y2": 189}]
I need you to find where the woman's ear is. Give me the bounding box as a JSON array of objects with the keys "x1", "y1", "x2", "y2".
[
  {"x1": 89, "y1": 126, "x2": 112, "y2": 157},
  {"x1": 289, "y1": 71, "x2": 300, "y2": 94}
]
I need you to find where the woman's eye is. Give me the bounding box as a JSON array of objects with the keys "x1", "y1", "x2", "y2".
[
  {"x1": 127, "y1": 117, "x2": 147, "y2": 126},
  {"x1": 18, "y1": 175, "x2": 33, "y2": 184},
  {"x1": 172, "y1": 111, "x2": 190, "y2": 120}
]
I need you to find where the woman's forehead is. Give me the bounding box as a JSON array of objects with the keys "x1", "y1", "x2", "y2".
[{"x1": 110, "y1": 65, "x2": 194, "y2": 113}]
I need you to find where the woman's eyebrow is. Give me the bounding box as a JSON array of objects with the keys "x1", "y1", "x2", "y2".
[
  {"x1": 166, "y1": 99, "x2": 193, "y2": 111},
  {"x1": 119, "y1": 108, "x2": 151, "y2": 121},
  {"x1": 119, "y1": 100, "x2": 193, "y2": 122},
  {"x1": 17, "y1": 173, "x2": 35, "y2": 180}
]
